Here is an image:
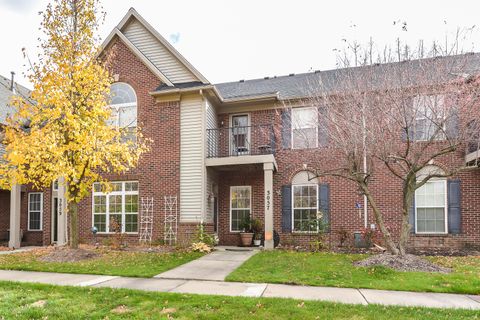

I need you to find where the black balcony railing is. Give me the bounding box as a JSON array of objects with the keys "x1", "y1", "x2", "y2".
[{"x1": 206, "y1": 125, "x2": 276, "y2": 158}]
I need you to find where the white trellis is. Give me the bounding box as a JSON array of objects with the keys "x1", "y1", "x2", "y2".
[
  {"x1": 139, "y1": 197, "x2": 154, "y2": 244},
  {"x1": 164, "y1": 196, "x2": 178, "y2": 245}
]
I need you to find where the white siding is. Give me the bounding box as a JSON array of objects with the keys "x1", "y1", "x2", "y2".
[
  {"x1": 205, "y1": 168, "x2": 218, "y2": 223},
  {"x1": 180, "y1": 95, "x2": 204, "y2": 222},
  {"x1": 123, "y1": 19, "x2": 198, "y2": 83}
]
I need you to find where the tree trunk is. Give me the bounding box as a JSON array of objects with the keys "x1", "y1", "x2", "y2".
[
  {"x1": 68, "y1": 201, "x2": 79, "y2": 249},
  {"x1": 398, "y1": 183, "x2": 415, "y2": 255},
  {"x1": 361, "y1": 183, "x2": 399, "y2": 255}
]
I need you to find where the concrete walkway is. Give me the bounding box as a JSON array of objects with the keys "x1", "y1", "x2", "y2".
[
  {"x1": 154, "y1": 247, "x2": 258, "y2": 281},
  {"x1": 0, "y1": 269, "x2": 478, "y2": 310}
]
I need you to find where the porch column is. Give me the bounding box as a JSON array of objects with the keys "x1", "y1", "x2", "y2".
[
  {"x1": 56, "y1": 177, "x2": 67, "y2": 246},
  {"x1": 8, "y1": 184, "x2": 21, "y2": 249},
  {"x1": 264, "y1": 162, "x2": 274, "y2": 250}
]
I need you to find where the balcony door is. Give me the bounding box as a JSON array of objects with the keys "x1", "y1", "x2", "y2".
[{"x1": 230, "y1": 114, "x2": 250, "y2": 156}]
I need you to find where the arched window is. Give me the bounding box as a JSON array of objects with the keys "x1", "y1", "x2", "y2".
[
  {"x1": 291, "y1": 171, "x2": 319, "y2": 232},
  {"x1": 109, "y1": 82, "x2": 137, "y2": 129}
]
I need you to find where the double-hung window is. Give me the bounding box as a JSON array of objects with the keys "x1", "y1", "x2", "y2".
[
  {"x1": 292, "y1": 107, "x2": 318, "y2": 149},
  {"x1": 415, "y1": 180, "x2": 447, "y2": 234},
  {"x1": 292, "y1": 184, "x2": 319, "y2": 232},
  {"x1": 28, "y1": 193, "x2": 43, "y2": 231},
  {"x1": 230, "y1": 186, "x2": 251, "y2": 232},
  {"x1": 92, "y1": 181, "x2": 139, "y2": 233},
  {"x1": 413, "y1": 95, "x2": 445, "y2": 141}
]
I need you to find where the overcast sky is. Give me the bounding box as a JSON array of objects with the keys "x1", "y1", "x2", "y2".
[{"x1": 0, "y1": 0, "x2": 479, "y2": 87}]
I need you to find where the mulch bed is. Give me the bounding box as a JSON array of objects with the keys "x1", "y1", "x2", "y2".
[
  {"x1": 354, "y1": 253, "x2": 452, "y2": 273},
  {"x1": 39, "y1": 247, "x2": 99, "y2": 263}
]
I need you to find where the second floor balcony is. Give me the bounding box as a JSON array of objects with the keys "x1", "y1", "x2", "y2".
[{"x1": 206, "y1": 125, "x2": 275, "y2": 159}]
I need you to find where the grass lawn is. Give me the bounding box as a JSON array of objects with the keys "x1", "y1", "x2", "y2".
[
  {"x1": 0, "y1": 281, "x2": 478, "y2": 319},
  {"x1": 226, "y1": 251, "x2": 480, "y2": 295},
  {"x1": 0, "y1": 248, "x2": 203, "y2": 277}
]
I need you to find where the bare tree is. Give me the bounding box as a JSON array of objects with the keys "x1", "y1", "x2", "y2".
[{"x1": 286, "y1": 37, "x2": 480, "y2": 255}]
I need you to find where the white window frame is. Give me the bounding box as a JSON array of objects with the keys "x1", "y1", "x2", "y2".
[
  {"x1": 415, "y1": 179, "x2": 448, "y2": 235},
  {"x1": 109, "y1": 82, "x2": 138, "y2": 129},
  {"x1": 92, "y1": 181, "x2": 139, "y2": 234},
  {"x1": 413, "y1": 95, "x2": 446, "y2": 142},
  {"x1": 292, "y1": 184, "x2": 319, "y2": 233},
  {"x1": 229, "y1": 186, "x2": 252, "y2": 233},
  {"x1": 229, "y1": 113, "x2": 251, "y2": 155},
  {"x1": 28, "y1": 192, "x2": 43, "y2": 231},
  {"x1": 291, "y1": 106, "x2": 318, "y2": 149}
]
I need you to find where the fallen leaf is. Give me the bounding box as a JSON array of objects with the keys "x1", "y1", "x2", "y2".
[
  {"x1": 160, "y1": 307, "x2": 177, "y2": 314},
  {"x1": 31, "y1": 300, "x2": 46, "y2": 308},
  {"x1": 111, "y1": 305, "x2": 131, "y2": 314}
]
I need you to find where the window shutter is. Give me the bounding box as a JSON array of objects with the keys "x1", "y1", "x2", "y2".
[
  {"x1": 402, "y1": 97, "x2": 415, "y2": 142},
  {"x1": 318, "y1": 107, "x2": 328, "y2": 147},
  {"x1": 408, "y1": 194, "x2": 415, "y2": 234},
  {"x1": 448, "y1": 180, "x2": 461, "y2": 234},
  {"x1": 445, "y1": 106, "x2": 459, "y2": 140},
  {"x1": 281, "y1": 110, "x2": 291, "y2": 149},
  {"x1": 281, "y1": 185, "x2": 292, "y2": 232},
  {"x1": 319, "y1": 184, "x2": 330, "y2": 232}
]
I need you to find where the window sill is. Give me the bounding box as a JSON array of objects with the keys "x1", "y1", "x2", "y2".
[{"x1": 413, "y1": 233, "x2": 449, "y2": 237}]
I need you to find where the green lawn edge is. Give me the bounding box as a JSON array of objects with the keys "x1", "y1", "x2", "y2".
[
  {"x1": 0, "y1": 250, "x2": 203, "y2": 278},
  {"x1": 0, "y1": 281, "x2": 478, "y2": 319},
  {"x1": 226, "y1": 251, "x2": 480, "y2": 295}
]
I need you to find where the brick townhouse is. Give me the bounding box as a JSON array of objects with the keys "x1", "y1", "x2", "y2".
[{"x1": 1, "y1": 8, "x2": 480, "y2": 250}]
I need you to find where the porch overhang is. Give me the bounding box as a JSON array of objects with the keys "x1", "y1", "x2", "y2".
[
  {"x1": 205, "y1": 154, "x2": 277, "y2": 171},
  {"x1": 466, "y1": 150, "x2": 480, "y2": 166}
]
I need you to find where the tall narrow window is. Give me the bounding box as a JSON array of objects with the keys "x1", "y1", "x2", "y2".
[
  {"x1": 28, "y1": 193, "x2": 43, "y2": 231},
  {"x1": 230, "y1": 186, "x2": 251, "y2": 232},
  {"x1": 109, "y1": 83, "x2": 137, "y2": 137},
  {"x1": 292, "y1": 185, "x2": 318, "y2": 232},
  {"x1": 92, "y1": 181, "x2": 139, "y2": 233},
  {"x1": 413, "y1": 95, "x2": 445, "y2": 141},
  {"x1": 415, "y1": 180, "x2": 447, "y2": 234},
  {"x1": 292, "y1": 107, "x2": 318, "y2": 149}
]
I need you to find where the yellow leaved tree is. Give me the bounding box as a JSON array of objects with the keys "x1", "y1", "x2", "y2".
[{"x1": 0, "y1": 0, "x2": 149, "y2": 248}]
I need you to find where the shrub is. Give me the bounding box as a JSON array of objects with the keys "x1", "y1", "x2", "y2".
[{"x1": 191, "y1": 242, "x2": 212, "y2": 253}]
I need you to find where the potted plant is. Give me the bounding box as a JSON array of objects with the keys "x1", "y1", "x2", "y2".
[
  {"x1": 239, "y1": 216, "x2": 254, "y2": 247},
  {"x1": 250, "y1": 218, "x2": 263, "y2": 246}
]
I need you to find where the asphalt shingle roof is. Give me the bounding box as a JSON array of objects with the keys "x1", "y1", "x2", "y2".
[
  {"x1": 0, "y1": 74, "x2": 31, "y2": 126},
  {"x1": 215, "y1": 53, "x2": 480, "y2": 101}
]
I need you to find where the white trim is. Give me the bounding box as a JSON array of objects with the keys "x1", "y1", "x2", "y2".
[
  {"x1": 291, "y1": 106, "x2": 319, "y2": 149},
  {"x1": 27, "y1": 192, "x2": 43, "y2": 231},
  {"x1": 414, "y1": 179, "x2": 448, "y2": 235},
  {"x1": 291, "y1": 184, "x2": 319, "y2": 233},
  {"x1": 100, "y1": 8, "x2": 209, "y2": 85},
  {"x1": 108, "y1": 29, "x2": 174, "y2": 86},
  {"x1": 92, "y1": 181, "x2": 139, "y2": 234},
  {"x1": 229, "y1": 113, "x2": 251, "y2": 156},
  {"x1": 229, "y1": 186, "x2": 252, "y2": 233}
]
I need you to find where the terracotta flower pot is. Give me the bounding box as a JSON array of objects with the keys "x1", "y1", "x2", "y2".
[{"x1": 240, "y1": 232, "x2": 254, "y2": 246}]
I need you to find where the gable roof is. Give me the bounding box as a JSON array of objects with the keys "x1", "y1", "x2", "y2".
[
  {"x1": 215, "y1": 53, "x2": 480, "y2": 101},
  {"x1": 0, "y1": 74, "x2": 31, "y2": 125},
  {"x1": 101, "y1": 8, "x2": 209, "y2": 86}
]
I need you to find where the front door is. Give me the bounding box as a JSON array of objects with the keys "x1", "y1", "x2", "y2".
[{"x1": 230, "y1": 115, "x2": 250, "y2": 155}]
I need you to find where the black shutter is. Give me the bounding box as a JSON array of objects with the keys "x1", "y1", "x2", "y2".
[
  {"x1": 318, "y1": 107, "x2": 328, "y2": 147},
  {"x1": 402, "y1": 97, "x2": 415, "y2": 142},
  {"x1": 281, "y1": 185, "x2": 292, "y2": 232},
  {"x1": 448, "y1": 180, "x2": 461, "y2": 234},
  {"x1": 445, "y1": 104, "x2": 459, "y2": 140},
  {"x1": 319, "y1": 184, "x2": 330, "y2": 232},
  {"x1": 281, "y1": 109, "x2": 291, "y2": 149},
  {"x1": 408, "y1": 194, "x2": 415, "y2": 234}
]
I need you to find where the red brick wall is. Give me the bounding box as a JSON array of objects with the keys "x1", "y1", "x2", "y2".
[
  {"x1": 74, "y1": 38, "x2": 182, "y2": 245},
  {"x1": 217, "y1": 108, "x2": 480, "y2": 249}
]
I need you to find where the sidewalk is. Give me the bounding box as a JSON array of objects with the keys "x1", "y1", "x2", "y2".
[
  {"x1": 0, "y1": 269, "x2": 478, "y2": 310},
  {"x1": 155, "y1": 246, "x2": 258, "y2": 281}
]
